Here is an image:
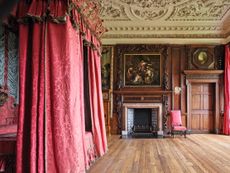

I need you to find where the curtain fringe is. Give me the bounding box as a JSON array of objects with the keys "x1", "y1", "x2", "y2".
[{"x1": 4, "y1": 1, "x2": 106, "y2": 53}]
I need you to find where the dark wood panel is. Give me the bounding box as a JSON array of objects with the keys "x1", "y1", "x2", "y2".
[
  {"x1": 111, "y1": 114, "x2": 119, "y2": 135},
  {"x1": 104, "y1": 100, "x2": 111, "y2": 135},
  {"x1": 191, "y1": 113, "x2": 214, "y2": 132},
  {"x1": 123, "y1": 95, "x2": 162, "y2": 103},
  {"x1": 192, "y1": 95, "x2": 202, "y2": 110},
  {"x1": 180, "y1": 46, "x2": 187, "y2": 117},
  {"x1": 203, "y1": 95, "x2": 214, "y2": 110},
  {"x1": 191, "y1": 113, "x2": 200, "y2": 130},
  {"x1": 190, "y1": 83, "x2": 214, "y2": 133},
  {"x1": 191, "y1": 84, "x2": 202, "y2": 92},
  {"x1": 171, "y1": 47, "x2": 181, "y2": 110}
]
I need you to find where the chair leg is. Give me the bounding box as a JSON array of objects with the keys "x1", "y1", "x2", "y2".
[{"x1": 184, "y1": 131, "x2": 186, "y2": 138}]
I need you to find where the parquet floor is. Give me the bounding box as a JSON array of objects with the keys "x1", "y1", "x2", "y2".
[{"x1": 88, "y1": 134, "x2": 230, "y2": 173}]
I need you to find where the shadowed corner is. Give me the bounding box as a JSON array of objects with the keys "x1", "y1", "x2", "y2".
[{"x1": 0, "y1": 0, "x2": 19, "y2": 19}]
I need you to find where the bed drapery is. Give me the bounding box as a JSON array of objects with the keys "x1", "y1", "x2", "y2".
[{"x1": 15, "y1": 0, "x2": 107, "y2": 172}]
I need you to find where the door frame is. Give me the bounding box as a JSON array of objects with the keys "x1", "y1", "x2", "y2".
[
  {"x1": 184, "y1": 70, "x2": 223, "y2": 134},
  {"x1": 186, "y1": 79, "x2": 218, "y2": 133}
]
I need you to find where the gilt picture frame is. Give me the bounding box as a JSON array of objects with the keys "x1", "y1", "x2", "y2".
[{"x1": 124, "y1": 54, "x2": 161, "y2": 87}]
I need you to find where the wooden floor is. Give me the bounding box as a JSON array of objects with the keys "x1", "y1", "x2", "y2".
[{"x1": 88, "y1": 134, "x2": 230, "y2": 173}]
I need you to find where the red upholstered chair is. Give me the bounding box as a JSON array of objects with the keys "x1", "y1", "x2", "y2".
[{"x1": 170, "y1": 110, "x2": 187, "y2": 138}]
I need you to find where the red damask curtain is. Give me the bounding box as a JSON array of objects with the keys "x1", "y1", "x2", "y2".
[
  {"x1": 17, "y1": 18, "x2": 87, "y2": 173},
  {"x1": 15, "y1": 0, "x2": 107, "y2": 172},
  {"x1": 46, "y1": 20, "x2": 87, "y2": 172},
  {"x1": 88, "y1": 44, "x2": 107, "y2": 156},
  {"x1": 17, "y1": 22, "x2": 46, "y2": 173},
  {"x1": 224, "y1": 45, "x2": 230, "y2": 135}
]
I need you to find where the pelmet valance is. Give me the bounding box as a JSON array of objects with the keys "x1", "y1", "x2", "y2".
[{"x1": 9, "y1": 0, "x2": 105, "y2": 51}]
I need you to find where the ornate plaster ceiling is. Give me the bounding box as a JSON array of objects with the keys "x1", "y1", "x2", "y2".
[{"x1": 99, "y1": 0, "x2": 230, "y2": 44}]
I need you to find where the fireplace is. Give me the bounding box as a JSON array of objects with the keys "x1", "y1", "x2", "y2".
[
  {"x1": 122, "y1": 103, "x2": 163, "y2": 137},
  {"x1": 133, "y1": 108, "x2": 151, "y2": 133},
  {"x1": 132, "y1": 108, "x2": 158, "y2": 133}
]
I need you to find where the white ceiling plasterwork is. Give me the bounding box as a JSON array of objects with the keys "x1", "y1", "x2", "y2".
[{"x1": 99, "y1": 0, "x2": 230, "y2": 44}]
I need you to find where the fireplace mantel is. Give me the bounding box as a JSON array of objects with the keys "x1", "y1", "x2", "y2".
[
  {"x1": 113, "y1": 90, "x2": 172, "y2": 95},
  {"x1": 122, "y1": 103, "x2": 163, "y2": 136},
  {"x1": 114, "y1": 90, "x2": 170, "y2": 135}
]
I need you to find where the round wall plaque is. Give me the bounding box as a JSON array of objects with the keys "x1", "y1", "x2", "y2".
[{"x1": 192, "y1": 49, "x2": 214, "y2": 69}]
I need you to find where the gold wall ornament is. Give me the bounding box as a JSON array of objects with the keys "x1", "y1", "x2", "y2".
[
  {"x1": 191, "y1": 48, "x2": 215, "y2": 69},
  {"x1": 197, "y1": 51, "x2": 208, "y2": 64}
]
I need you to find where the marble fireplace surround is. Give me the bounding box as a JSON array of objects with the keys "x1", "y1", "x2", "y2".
[{"x1": 122, "y1": 103, "x2": 163, "y2": 136}]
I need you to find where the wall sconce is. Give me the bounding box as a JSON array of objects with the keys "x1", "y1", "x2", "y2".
[{"x1": 174, "y1": 86, "x2": 182, "y2": 95}]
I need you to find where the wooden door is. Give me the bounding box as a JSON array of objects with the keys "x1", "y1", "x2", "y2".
[
  {"x1": 103, "y1": 99, "x2": 111, "y2": 135},
  {"x1": 190, "y1": 83, "x2": 215, "y2": 133}
]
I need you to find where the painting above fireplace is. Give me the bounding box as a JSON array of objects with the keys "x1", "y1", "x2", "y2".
[{"x1": 124, "y1": 54, "x2": 161, "y2": 87}]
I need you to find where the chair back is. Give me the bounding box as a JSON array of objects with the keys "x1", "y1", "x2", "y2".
[{"x1": 170, "y1": 110, "x2": 182, "y2": 126}]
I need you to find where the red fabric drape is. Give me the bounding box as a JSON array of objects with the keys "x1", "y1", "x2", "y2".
[
  {"x1": 16, "y1": 1, "x2": 107, "y2": 172},
  {"x1": 17, "y1": 23, "x2": 46, "y2": 173},
  {"x1": 45, "y1": 20, "x2": 87, "y2": 172},
  {"x1": 224, "y1": 45, "x2": 230, "y2": 135},
  {"x1": 88, "y1": 46, "x2": 107, "y2": 156},
  {"x1": 17, "y1": 18, "x2": 89, "y2": 172}
]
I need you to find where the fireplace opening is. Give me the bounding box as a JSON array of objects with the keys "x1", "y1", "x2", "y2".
[{"x1": 132, "y1": 108, "x2": 158, "y2": 133}]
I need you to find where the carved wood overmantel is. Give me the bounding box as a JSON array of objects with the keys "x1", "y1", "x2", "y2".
[
  {"x1": 113, "y1": 44, "x2": 171, "y2": 134},
  {"x1": 115, "y1": 44, "x2": 169, "y2": 90}
]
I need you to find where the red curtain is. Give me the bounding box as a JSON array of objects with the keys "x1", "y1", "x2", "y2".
[
  {"x1": 16, "y1": 1, "x2": 107, "y2": 172},
  {"x1": 17, "y1": 18, "x2": 88, "y2": 173},
  {"x1": 224, "y1": 45, "x2": 230, "y2": 135},
  {"x1": 88, "y1": 45, "x2": 107, "y2": 156},
  {"x1": 46, "y1": 19, "x2": 88, "y2": 172},
  {"x1": 17, "y1": 23, "x2": 46, "y2": 173}
]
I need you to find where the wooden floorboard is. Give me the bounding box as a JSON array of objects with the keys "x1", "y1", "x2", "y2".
[{"x1": 87, "y1": 134, "x2": 230, "y2": 173}]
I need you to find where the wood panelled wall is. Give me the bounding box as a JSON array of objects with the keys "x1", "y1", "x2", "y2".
[
  {"x1": 102, "y1": 44, "x2": 225, "y2": 135},
  {"x1": 171, "y1": 46, "x2": 187, "y2": 126}
]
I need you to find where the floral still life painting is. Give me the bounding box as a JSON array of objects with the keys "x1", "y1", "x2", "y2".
[{"x1": 124, "y1": 54, "x2": 161, "y2": 87}]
